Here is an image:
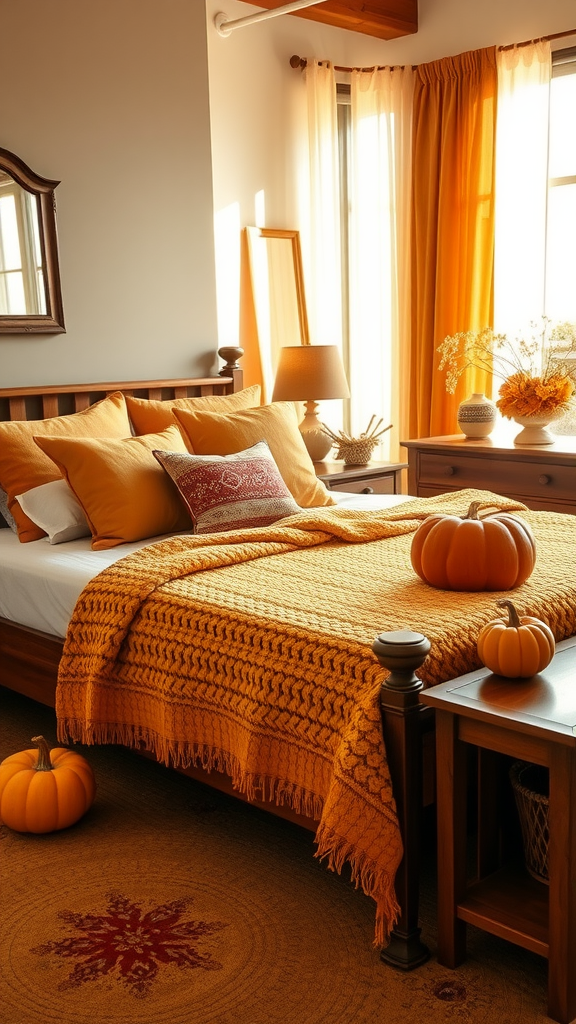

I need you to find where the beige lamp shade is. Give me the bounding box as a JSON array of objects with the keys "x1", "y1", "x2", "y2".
[
  {"x1": 272, "y1": 345, "x2": 350, "y2": 462},
  {"x1": 272, "y1": 345, "x2": 350, "y2": 403}
]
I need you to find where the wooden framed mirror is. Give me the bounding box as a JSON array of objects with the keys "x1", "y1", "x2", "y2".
[
  {"x1": 245, "y1": 227, "x2": 309, "y2": 400},
  {"x1": 0, "y1": 147, "x2": 65, "y2": 333}
]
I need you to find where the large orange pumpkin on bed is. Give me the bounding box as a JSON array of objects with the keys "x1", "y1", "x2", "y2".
[
  {"x1": 0, "y1": 736, "x2": 96, "y2": 833},
  {"x1": 410, "y1": 500, "x2": 536, "y2": 591}
]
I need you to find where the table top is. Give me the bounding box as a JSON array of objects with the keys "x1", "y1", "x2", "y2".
[
  {"x1": 313, "y1": 460, "x2": 408, "y2": 477},
  {"x1": 401, "y1": 432, "x2": 576, "y2": 459},
  {"x1": 420, "y1": 636, "x2": 576, "y2": 745}
]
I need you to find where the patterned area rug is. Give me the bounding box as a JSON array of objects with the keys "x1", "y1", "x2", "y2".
[{"x1": 1, "y1": 687, "x2": 550, "y2": 1023}]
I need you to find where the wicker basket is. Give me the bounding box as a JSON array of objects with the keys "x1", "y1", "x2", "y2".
[
  {"x1": 333, "y1": 437, "x2": 380, "y2": 466},
  {"x1": 509, "y1": 760, "x2": 549, "y2": 884}
]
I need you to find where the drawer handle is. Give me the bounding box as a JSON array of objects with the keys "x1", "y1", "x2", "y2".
[
  {"x1": 444, "y1": 466, "x2": 456, "y2": 476},
  {"x1": 538, "y1": 474, "x2": 551, "y2": 486},
  {"x1": 361, "y1": 486, "x2": 375, "y2": 494}
]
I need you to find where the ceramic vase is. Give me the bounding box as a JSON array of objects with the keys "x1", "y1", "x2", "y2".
[
  {"x1": 457, "y1": 393, "x2": 497, "y2": 439},
  {"x1": 512, "y1": 410, "x2": 563, "y2": 446}
]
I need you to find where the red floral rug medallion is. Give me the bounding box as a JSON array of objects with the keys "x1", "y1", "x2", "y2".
[{"x1": 31, "y1": 892, "x2": 227, "y2": 998}]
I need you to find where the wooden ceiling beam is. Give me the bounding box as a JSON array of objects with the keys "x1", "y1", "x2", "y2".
[{"x1": 239, "y1": 1, "x2": 418, "y2": 40}]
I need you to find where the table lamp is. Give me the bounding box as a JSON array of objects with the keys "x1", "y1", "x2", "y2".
[{"x1": 272, "y1": 344, "x2": 350, "y2": 462}]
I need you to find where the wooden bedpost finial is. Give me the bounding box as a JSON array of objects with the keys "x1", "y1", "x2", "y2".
[
  {"x1": 218, "y1": 346, "x2": 244, "y2": 376},
  {"x1": 372, "y1": 630, "x2": 431, "y2": 692}
]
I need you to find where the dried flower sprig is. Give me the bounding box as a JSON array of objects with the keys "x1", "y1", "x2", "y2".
[{"x1": 437, "y1": 318, "x2": 576, "y2": 419}]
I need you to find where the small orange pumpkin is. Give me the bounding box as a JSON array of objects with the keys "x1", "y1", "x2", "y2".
[
  {"x1": 477, "y1": 599, "x2": 555, "y2": 678},
  {"x1": 0, "y1": 735, "x2": 96, "y2": 833},
  {"x1": 410, "y1": 500, "x2": 536, "y2": 591}
]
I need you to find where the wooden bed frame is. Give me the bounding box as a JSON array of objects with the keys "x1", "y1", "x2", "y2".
[{"x1": 0, "y1": 349, "x2": 435, "y2": 971}]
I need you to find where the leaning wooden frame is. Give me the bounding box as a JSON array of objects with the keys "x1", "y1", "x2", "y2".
[{"x1": 1, "y1": 351, "x2": 574, "y2": 971}]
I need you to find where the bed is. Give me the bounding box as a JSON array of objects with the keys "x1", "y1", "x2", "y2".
[{"x1": 1, "y1": 355, "x2": 576, "y2": 971}]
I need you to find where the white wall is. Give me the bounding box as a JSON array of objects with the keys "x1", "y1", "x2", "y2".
[
  {"x1": 207, "y1": 0, "x2": 576, "y2": 349},
  {"x1": 0, "y1": 0, "x2": 219, "y2": 387}
]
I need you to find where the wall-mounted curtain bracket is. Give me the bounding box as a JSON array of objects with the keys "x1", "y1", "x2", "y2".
[{"x1": 215, "y1": 1, "x2": 326, "y2": 37}]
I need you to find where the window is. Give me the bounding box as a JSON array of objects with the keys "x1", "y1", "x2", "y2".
[
  {"x1": 545, "y1": 47, "x2": 576, "y2": 323},
  {"x1": 336, "y1": 53, "x2": 576, "y2": 335}
]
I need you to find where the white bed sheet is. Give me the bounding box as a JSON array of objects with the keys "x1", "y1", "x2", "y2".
[{"x1": 0, "y1": 491, "x2": 413, "y2": 639}]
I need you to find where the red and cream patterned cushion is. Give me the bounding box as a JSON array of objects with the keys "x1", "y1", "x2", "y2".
[{"x1": 153, "y1": 441, "x2": 301, "y2": 534}]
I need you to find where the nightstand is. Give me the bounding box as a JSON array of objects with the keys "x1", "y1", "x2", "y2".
[
  {"x1": 314, "y1": 460, "x2": 407, "y2": 495},
  {"x1": 420, "y1": 636, "x2": 576, "y2": 1024}
]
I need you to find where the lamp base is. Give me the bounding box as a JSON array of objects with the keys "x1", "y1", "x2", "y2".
[{"x1": 299, "y1": 402, "x2": 333, "y2": 462}]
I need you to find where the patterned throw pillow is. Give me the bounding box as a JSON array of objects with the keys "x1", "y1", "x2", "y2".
[
  {"x1": 153, "y1": 441, "x2": 301, "y2": 534},
  {"x1": 0, "y1": 487, "x2": 17, "y2": 531}
]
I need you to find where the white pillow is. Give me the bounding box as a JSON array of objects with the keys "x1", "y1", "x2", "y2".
[{"x1": 16, "y1": 479, "x2": 91, "y2": 544}]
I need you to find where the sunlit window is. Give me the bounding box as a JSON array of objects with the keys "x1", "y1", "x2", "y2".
[{"x1": 545, "y1": 47, "x2": 576, "y2": 323}]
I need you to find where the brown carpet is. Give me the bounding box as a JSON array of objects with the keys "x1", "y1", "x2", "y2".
[{"x1": 1, "y1": 686, "x2": 550, "y2": 1023}]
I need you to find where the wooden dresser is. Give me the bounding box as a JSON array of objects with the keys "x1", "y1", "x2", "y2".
[{"x1": 401, "y1": 433, "x2": 576, "y2": 514}]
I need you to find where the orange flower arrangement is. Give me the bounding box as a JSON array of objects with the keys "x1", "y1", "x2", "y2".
[
  {"x1": 497, "y1": 371, "x2": 575, "y2": 419},
  {"x1": 438, "y1": 319, "x2": 576, "y2": 421}
]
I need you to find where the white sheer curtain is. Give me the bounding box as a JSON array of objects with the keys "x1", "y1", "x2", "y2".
[
  {"x1": 494, "y1": 42, "x2": 551, "y2": 339},
  {"x1": 349, "y1": 66, "x2": 414, "y2": 460},
  {"x1": 298, "y1": 60, "x2": 344, "y2": 431},
  {"x1": 299, "y1": 61, "x2": 342, "y2": 349}
]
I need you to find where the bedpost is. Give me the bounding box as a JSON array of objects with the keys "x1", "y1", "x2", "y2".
[
  {"x1": 218, "y1": 346, "x2": 244, "y2": 394},
  {"x1": 373, "y1": 630, "x2": 431, "y2": 970}
]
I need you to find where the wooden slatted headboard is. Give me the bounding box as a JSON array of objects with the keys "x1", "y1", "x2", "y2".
[{"x1": 0, "y1": 346, "x2": 244, "y2": 423}]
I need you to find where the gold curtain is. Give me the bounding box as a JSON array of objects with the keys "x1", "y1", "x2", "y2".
[{"x1": 410, "y1": 47, "x2": 497, "y2": 438}]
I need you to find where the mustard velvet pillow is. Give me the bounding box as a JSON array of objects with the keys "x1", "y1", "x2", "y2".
[
  {"x1": 126, "y1": 385, "x2": 261, "y2": 437},
  {"x1": 34, "y1": 425, "x2": 192, "y2": 550},
  {"x1": 173, "y1": 402, "x2": 335, "y2": 508},
  {"x1": 0, "y1": 392, "x2": 132, "y2": 543}
]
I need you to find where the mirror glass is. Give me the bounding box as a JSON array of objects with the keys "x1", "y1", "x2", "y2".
[
  {"x1": 0, "y1": 149, "x2": 65, "y2": 333},
  {"x1": 246, "y1": 227, "x2": 309, "y2": 400},
  {"x1": 0, "y1": 171, "x2": 46, "y2": 315}
]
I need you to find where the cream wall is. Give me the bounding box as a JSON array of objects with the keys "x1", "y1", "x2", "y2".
[
  {"x1": 207, "y1": 0, "x2": 576, "y2": 349},
  {"x1": 2, "y1": 1, "x2": 574, "y2": 387},
  {"x1": 0, "y1": 0, "x2": 219, "y2": 387}
]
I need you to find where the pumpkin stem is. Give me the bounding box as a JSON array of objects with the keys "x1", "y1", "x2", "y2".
[
  {"x1": 31, "y1": 735, "x2": 53, "y2": 772},
  {"x1": 464, "y1": 501, "x2": 483, "y2": 520},
  {"x1": 497, "y1": 599, "x2": 521, "y2": 628}
]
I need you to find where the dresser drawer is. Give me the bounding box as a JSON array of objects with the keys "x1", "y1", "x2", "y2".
[
  {"x1": 418, "y1": 452, "x2": 576, "y2": 501},
  {"x1": 328, "y1": 475, "x2": 397, "y2": 495}
]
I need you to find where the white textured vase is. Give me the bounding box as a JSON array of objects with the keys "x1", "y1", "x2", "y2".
[
  {"x1": 512, "y1": 411, "x2": 562, "y2": 446},
  {"x1": 457, "y1": 393, "x2": 497, "y2": 439}
]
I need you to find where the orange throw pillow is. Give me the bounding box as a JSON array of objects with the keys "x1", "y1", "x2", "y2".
[
  {"x1": 173, "y1": 402, "x2": 335, "y2": 509},
  {"x1": 34, "y1": 425, "x2": 192, "y2": 550},
  {"x1": 0, "y1": 392, "x2": 132, "y2": 542},
  {"x1": 126, "y1": 385, "x2": 261, "y2": 436}
]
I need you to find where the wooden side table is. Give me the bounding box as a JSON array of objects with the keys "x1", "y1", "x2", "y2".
[
  {"x1": 420, "y1": 636, "x2": 576, "y2": 1024},
  {"x1": 314, "y1": 460, "x2": 407, "y2": 495}
]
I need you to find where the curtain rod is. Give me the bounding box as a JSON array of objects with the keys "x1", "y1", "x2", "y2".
[
  {"x1": 215, "y1": 0, "x2": 326, "y2": 37},
  {"x1": 289, "y1": 26, "x2": 576, "y2": 73}
]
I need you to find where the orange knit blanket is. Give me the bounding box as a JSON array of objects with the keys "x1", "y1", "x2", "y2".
[{"x1": 56, "y1": 489, "x2": 576, "y2": 944}]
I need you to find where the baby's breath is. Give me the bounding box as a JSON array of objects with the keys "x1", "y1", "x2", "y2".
[{"x1": 437, "y1": 318, "x2": 576, "y2": 418}]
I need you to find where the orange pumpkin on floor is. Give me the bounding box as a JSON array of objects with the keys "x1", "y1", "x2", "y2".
[
  {"x1": 410, "y1": 500, "x2": 536, "y2": 591},
  {"x1": 477, "y1": 599, "x2": 556, "y2": 678},
  {"x1": 0, "y1": 735, "x2": 96, "y2": 833}
]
